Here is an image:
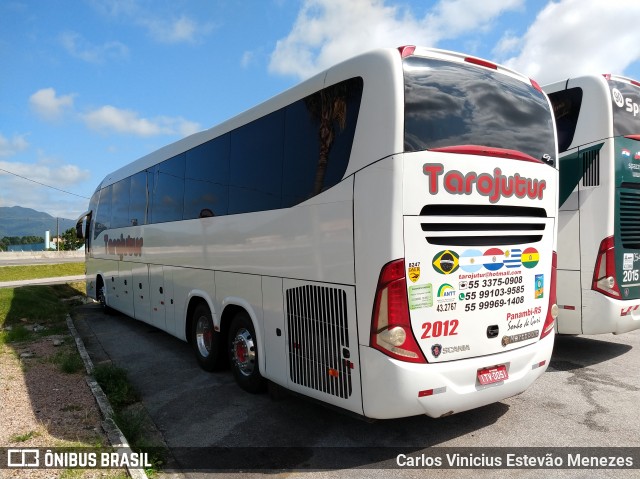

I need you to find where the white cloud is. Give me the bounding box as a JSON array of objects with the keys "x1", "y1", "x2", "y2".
[
  {"x1": 29, "y1": 88, "x2": 75, "y2": 121},
  {"x1": 81, "y1": 105, "x2": 200, "y2": 137},
  {"x1": 241, "y1": 50, "x2": 255, "y2": 68},
  {"x1": 498, "y1": 0, "x2": 640, "y2": 84},
  {"x1": 91, "y1": 0, "x2": 214, "y2": 44},
  {"x1": 142, "y1": 15, "x2": 213, "y2": 44},
  {"x1": 0, "y1": 133, "x2": 29, "y2": 157},
  {"x1": 60, "y1": 31, "x2": 129, "y2": 63},
  {"x1": 0, "y1": 158, "x2": 91, "y2": 219},
  {"x1": 269, "y1": 0, "x2": 524, "y2": 79}
]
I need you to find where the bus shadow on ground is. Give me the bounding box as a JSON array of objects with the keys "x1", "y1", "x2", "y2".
[
  {"x1": 549, "y1": 333, "x2": 633, "y2": 371},
  {"x1": 75, "y1": 303, "x2": 511, "y2": 471},
  {"x1": 2, "y1": 284, "x2": 104, "y2": 446}
]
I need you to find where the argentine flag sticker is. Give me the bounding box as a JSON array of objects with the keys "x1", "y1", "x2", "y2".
[{"x1": 459, "y1": 249, "x2": 483, "y2": 273}]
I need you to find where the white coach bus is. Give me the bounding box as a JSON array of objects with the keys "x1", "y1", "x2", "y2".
[
  {"x1": 544, "y1": 74, "x2": 640, "y2": 335},
  {"x1": 77, "y1": 46, "x2": 559, "y2": 419}
]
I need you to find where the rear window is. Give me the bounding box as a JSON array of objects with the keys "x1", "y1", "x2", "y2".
[
  {"x1": 609, "y1": 80, "x2": 640, "y2": 137},
  {"x1": 404, "y1": 57, "x2": 555, "y2": 162}
]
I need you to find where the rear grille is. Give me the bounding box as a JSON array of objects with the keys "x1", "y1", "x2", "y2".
[
  {"x1": 286, "y1": 285, "x2": 352, "y2": 399},
  {"x1": 582, "y1": 149, "x2": 600, "y2": 187},
  {"x1": 420, "y1": 204, "x2": 546, "y2": 246},
  {"x1": 619, "y1": 188, "x2": 640, "y2": 249}
]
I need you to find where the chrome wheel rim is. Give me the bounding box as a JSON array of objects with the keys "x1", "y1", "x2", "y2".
[
  {"x1": 232, "y1": 328, "x2": 256, "y2": 376},
  {"x1": 195, "y1": 315, "x2": 212, "y2": 358}
]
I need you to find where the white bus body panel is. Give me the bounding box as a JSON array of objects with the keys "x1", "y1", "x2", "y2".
[
  {"x1": 402, "y1": 151, "x2": 556, "y2": 362},
  {"x1": 360, "y1": 332, "x2": 554, "y2": 419},
  {"x1": 582, "y1": 289, "x2": 640, "y2": 335}
]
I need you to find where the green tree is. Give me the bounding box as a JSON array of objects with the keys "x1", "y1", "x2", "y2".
[{"x1": 60, "y1": 227, "x2": 84, "y2": 251}]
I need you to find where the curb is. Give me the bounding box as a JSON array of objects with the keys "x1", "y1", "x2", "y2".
[
  {"x1": 0, "y1": 275, "x2": 87, "y2": 289},
  {"x1": 66, "y1": 314, "x2": 148, "y2": 479}
]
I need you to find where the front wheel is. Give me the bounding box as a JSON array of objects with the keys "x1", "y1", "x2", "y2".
[
  {"x1": 228, "y1": 312, "x2": 266, "y2": 393},
  {"x1": 191, "y1": 303, "x2": 223, "y2": 371},
  {"x1": 97, "y1": 280, "x2": 116, "y2": 315}
]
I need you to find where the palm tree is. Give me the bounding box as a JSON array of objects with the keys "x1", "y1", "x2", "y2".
[{"x1": 305, "y1": 81, "x2": 349, "y2": 196}]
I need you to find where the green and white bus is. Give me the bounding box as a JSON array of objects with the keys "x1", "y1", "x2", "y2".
[{"x1": 544, "y1": 74, "x2": 640, "y2": 335}]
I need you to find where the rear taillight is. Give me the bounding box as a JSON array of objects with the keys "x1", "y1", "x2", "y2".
[
  {"x1": 592, "y1": 236, "x2": 621, "y2": 298},
  {"x1": 540, "y1": 251, "x2": 558, "y2": 339},
  {"x1": 398, "y1": 45, "x2": 416, "y2": 58},
  {"x1": 530, "y1": 78, "x2": 543, "y2": 93},
  {"x1": 371, "y1": 259, "x2": 426, "y2": 363},
  {"x1": 464, "y1": 56, "x2": 497, "y2": 70}
]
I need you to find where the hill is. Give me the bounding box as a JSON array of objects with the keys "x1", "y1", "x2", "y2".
[{"x1": 0, "y1": 206, "x2": 76, "y2": 238}]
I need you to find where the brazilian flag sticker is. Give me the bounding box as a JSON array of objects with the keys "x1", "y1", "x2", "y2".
[
  {"x1": 522, "y1": 247, "x2": 539, "y2": 269},
  {"x1": 432, "y1": 250, "x2": 460, "y2": 275}
]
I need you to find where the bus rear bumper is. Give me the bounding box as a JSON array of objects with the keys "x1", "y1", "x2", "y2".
[
  {"x1": 359, "y1": 332, "x2": 554, "y2": 419},
  {"x1": 583, "y1": 290, "x2": 640, "y2": 335}
]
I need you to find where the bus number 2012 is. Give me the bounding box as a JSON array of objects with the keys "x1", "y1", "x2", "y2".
[{"x1": 421, "y1": 319, "x2": 459, "y2": 339}]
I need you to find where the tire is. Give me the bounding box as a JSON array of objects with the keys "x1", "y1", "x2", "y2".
[
  {"x1": 97, "y1": 279, "x2": 116, "y2": 315},
  {"x1": 228, "y1": 312, "x2": 266, "y2": 393},
  {"x1": 191, "y1": 302, "x2": 223, "y2": 371}
]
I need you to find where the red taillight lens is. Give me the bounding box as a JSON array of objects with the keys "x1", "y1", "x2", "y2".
[
  {"x1": 540, "y1": 251, "x2": 558, "y2": 339},
  {"x1": 530, "y1": 78, "x2": 543, "y2": 93},
  {"x1": 592, "y1": 236, "x2": 621, "y2": 299},
  {"x1": 398, "y1": 45, "x2": 416, "y2": 58},
  {"x1": 464, "y1": 56, "x2": 497, "y2": 70},
  {"x1": 371, "y1": 259, "x2": 426, "y2": 363}
]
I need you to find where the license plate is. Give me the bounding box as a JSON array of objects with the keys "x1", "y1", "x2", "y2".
[{"x1": 477, "y1": 365, "x2": 508, "y2": 385}]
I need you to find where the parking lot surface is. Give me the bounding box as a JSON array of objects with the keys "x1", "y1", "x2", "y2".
[{"x1": 73, "y1": 303, "x2": 640, "y2": 478}]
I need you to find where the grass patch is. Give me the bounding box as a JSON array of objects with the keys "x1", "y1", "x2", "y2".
[
  {"x1": 0, "y1": 282, "x2": 85, "y2": 332},
  {"x1": 50, "y1": 349, "x2": 84, "y2": 374},
  {"x1": 93, "y1": 364, "x2": 139, "y2": 410},
  {"x1": 1, "y1": 324, "x2": 31, "y2": 343},
  {"x1": 93, "y1": 365, "x2": 166, "y2": 475},
  {"x1": 0, "y1": 262, "x2": 84, "y2": 282},
  {"x1": 113, "y1": 409, "x2": 146, "y2": 444},
  {"x1": 10, "y1": 430, "x2": 40, "y2": 442}
]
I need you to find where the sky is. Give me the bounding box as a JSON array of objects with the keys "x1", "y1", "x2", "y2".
[{"x1": 1, "y1": 0, "x2": 640, "y2": 221}]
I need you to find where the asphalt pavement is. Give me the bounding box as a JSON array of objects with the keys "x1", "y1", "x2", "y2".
[{"x1": 72, "y1": 303, "x2": 640, "y2": 479}]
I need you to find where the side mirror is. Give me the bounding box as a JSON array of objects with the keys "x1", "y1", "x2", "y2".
[{"x1": 76, "y1": 219, "x2": 85, "y2": 240}]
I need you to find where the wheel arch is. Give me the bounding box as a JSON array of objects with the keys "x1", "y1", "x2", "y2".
[{"x1": 184, "y1": 290, "x2": 217, "y2": 343}]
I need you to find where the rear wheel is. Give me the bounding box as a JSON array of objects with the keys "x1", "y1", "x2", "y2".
[
  {"x1": 191, "y1": 303, "x2": 222, "y2": 371},
  {"x1": 228, "y1": 312, "x2": 266, "y2": 393}
]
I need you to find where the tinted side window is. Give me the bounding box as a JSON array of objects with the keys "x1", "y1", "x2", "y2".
[
  {"x1": 184, "y1": 134, "x2": 230, "y2": 219},
  {"x1": 229, "y1": 110, "x2": 284, "y2": 214},
  {"x1": 282, "y1": 77, "x2": 363, "y2": 207},
  {"x1": 94, "y1": 185, "x2": 112, "y2": 239},
  {"x1": 129, "y1": 171, "x2": 147, "y2": 226},
  {"x1": 110, "y1": 177, "x2": 131, "y2": 228},
  {"x1": 151, "y1": 154, "x2": 185, "y2": 223},
  {"x1": 548, "y1": 87, "x2": 583, "y2": 153}
]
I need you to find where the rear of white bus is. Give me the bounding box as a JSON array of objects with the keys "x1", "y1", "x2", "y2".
[{"x1": 359, "y1": 47, "x2": 558, "y2": 419}]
